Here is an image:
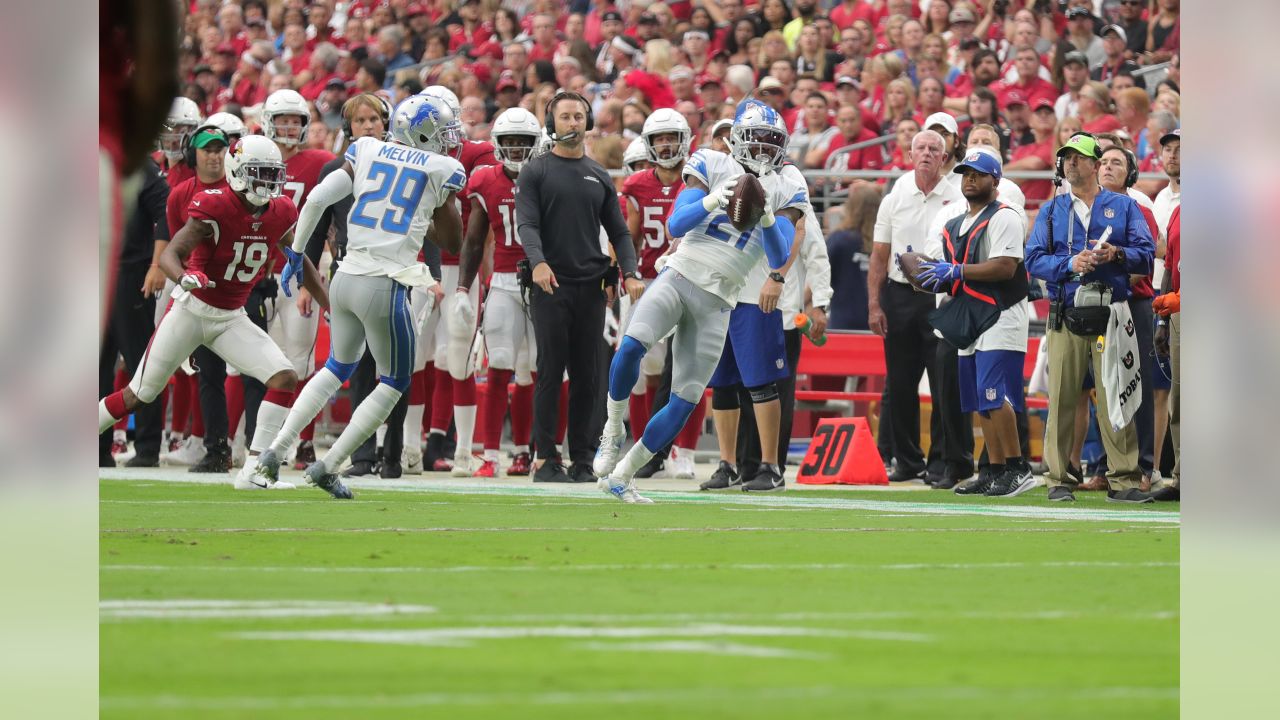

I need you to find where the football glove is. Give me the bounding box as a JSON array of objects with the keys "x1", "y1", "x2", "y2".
[
  {"x1": 451, "y1": 289, "x2": 476, "y2": 333},
  {"x1": 280, "y1": 247, "x2": 305, "y2": 298},
  {"x1": 917, "y1": 260, "x2": 963, "y2": 291},
  {"x1": 179, "y1": 271, "x2": 216, "y2": 291},
  {"x1": 701, "y1": 176, "x2": 740, "y2": 213},
  {"x1": 1153, "y1": 291, "x2": 1180, "y2": 317}
]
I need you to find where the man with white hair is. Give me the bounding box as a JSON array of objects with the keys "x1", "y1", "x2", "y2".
[{"x1": 867, "y1": 129, "x2": 965, "y2": 483}]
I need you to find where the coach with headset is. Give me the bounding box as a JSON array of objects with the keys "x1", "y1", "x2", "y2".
[
  {"x1": 516, "y1": 91, "x2": 644, "y2": 484},
  {"x1": 1025, "y1": 133, "x2": 1154, "y2": 503}
]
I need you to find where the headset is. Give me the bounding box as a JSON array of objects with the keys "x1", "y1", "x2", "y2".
[
  {"x1": 1113, "y1": 146, "x2": 1139, "y2": 188},
  {"x1": 341, "y1": 93, "x2": 393, "y2": 141},
  {"x1": 183, "y1": 125, "x2": 230, "y2": 168},
  {"x1": 543, "y1": 90, "x2": 594, "y2": 143}
]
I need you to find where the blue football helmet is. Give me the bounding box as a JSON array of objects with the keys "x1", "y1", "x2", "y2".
[{"x1": 729, "y1": 98, "x2": 788, "y2": 176}]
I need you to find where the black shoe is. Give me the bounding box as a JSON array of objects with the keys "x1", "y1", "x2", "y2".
[
  {"x1": 1151, "y1": 485, "x2": 1180, "y2": 502},
  {"x1": 741, "y1": 465, "x2": 785, "y2": 493},
  {"x1": 189, "y1": 442, "x2": 232, "y2": 473},
  {"x1": 633, "y1": 454, "x2": 665, "y2": 479},
  {"x1": 424, "y1": 432, "x2": 445, "y2": 468},
  {"x1": 986, "y1": 464, "x2": 1036, "y2": 497},
  {"x1": 99, "y1": 453, "x2": 116, "y2": 468},
  {"x1": 925, "y1": 470, "x2": 946, "y2": 487},
  {"x1": 293, "y1": 440, "x2": 316, "y2": 470},
  {"x1": 1067, "y1": 464, "x2": 1084, "y2": 485},
  {"x1": 954, "y1": 467, "x2": 996, "y2": 495},
  {"x1": 567, "y1": 463, "x2": 596, "y2": 484},
  {"x1": 342, "y1": 460, "x2": 378, "y2": 478},
  {"x1": 1107, "y1": 488, "x2": 1154, "y2": 504},
  {"x1": 700, "y1": 461, "x2": 741, "y2": 491},
  {"x1": 888, "y1": 466, "x2": 926, "y2": 483},
  {"x1": 124, "y1": 454, "x2": 159, "y2": 468},
  {"x1": 1047, "y1": 486, "x2": 1076, "y2": 502},
  {"x1": 533, "y1": 457, "x2": 571, "y2": 483},
  {"x1": 380, "y1": 459, "x2": 403, "y2": 479}
]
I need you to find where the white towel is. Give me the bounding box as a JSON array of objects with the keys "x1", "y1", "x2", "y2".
[{"x1": 1099, "y1": 301, "x2": 1143, "y2": 432}]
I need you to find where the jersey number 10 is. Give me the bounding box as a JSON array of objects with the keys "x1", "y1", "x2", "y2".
[{"x1": 351, "y1": 161, "x2": 428, "y2": 235}]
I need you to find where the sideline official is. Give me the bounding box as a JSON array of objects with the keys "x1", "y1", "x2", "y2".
[{"x1": 517, "y1": 91, "x2": 643, "y2": 483}]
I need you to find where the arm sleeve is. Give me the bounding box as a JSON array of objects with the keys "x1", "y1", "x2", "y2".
[
  {"x1": 761, "y1": 215, "x2": 795, "y2": 270},
  {"x1": 667, "y1": 187, "x2": 712, "y2": 238},
  {"x1": 600, "y1": 174, "x2": 637, "y2": 275},
  {"x1": 292, "y1": 169, "x2": 353, "y2": 254},
  {"x1": 1121, "y1": 199, "x2": 1155, "y2": 275},
  {"x1": 1024, "y1": 199, "x2": 1073, "y2": 282},
  {"x1": 304, "y1": 162, "x2": 338, "y2": 267},
  {"x1": 515, "y1": 160, "x2": 546, "y2": 267}
]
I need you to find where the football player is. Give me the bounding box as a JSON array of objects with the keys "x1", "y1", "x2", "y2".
[
  {"x1": 411, "y1": 85, "x2": 498, "y2": 476},
  {"x1": 457, "y1": 108, "x2": 542, "y2": 477},
  {"x1": 618, "y1": 109, "x2": 706, "y2": 479},
  {"x1": 593, "y1": 99, "x2": 806, "y2": 502},
  {"x1": 98, "y1": 136, "x2": 329, "y2": 492},
  {"x1": 622, "y1": 137, "x2": 651, "y2": 176},
  {"x1": 251, "y1": 95, "x2": 466, "y2": 498}
]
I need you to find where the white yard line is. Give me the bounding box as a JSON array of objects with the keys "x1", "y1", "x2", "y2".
[
  {"x1": 101, "y1": 525, "x2": 1177, "y2": 534},
  {"x1": 99, "y1": 599, "x2": 435, "y2": 620},
  {"x1": 100, "y1": 468, "x2": 1181, "y2": 524},
  {"x1": 575, "y1": 640, "x2": 829, "y2": 659}
]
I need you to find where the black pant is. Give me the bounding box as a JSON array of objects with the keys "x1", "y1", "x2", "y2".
[
  {"x1": 99, "y1": 264, "x2": 162, "y2": 459},
  {"x1": 932, "y1": 340, "x2": 974, "y2": 480},
  {"x1": 191, "y1": 346, "x2": 228, "y2": 451},
  {"x1": 734, "y1": 327, "x2": 803, "y2": 477},
  {"x1": 881, "y1": 282, "x2": 944, "y2": 475},
  {"x1": 530, "y1": 281, "x2": 606, "y2": 464},
  {"x1": 349, "y1": 349, "x2": 407, "y2": 465}
]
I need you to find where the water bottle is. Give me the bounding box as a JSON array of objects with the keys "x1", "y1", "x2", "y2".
[{"x1": 794, "y1": 313, "x2": 827, "y2": 346}]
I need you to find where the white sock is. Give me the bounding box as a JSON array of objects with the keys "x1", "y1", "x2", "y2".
[
  {"x1": 113, "y1": 428, "x2": 125, "y2": 443},
  {"x1": 403, "y1": 403, "x2": 425, "y2": 451},
  {"x1": 99, "y1": 400, "x2": 118, "y2": 434},
  {"x1": 454, "y1": 404, "x2": 476, "y2": 457},
  {"x1": 606, "y1": 396, "x2": 627, "y2": 435},
  {"x1": 270, "y1": 369, "x2": 341, "y2": 456},
  {"x1": 322, "y1": 383, "x2": 403, "y2": 471},
  {"x1": 613, "y1": 441, "x2": 655, "y2": 482},
  {"x1": 485, "y1": 448, "x2": 499, "y2": 462},
  {"x1": 514, "y1": 444, "x2": 529, "y2": 454},
  {"x1": 250, "y1": 402, "x2": 289, "y2": 454},
  {"x1": 376, "y1": 423, "x2": 387, "y2": 448}
]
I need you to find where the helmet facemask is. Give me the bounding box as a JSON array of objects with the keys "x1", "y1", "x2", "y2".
[
  {"x1": 159, "y1": 122, "x2": 196, "y2": 162},
  {"x1": 644, "y1": 130, "x2": 690, "y2": 169},
  {"x1": 266, "y1": 112, "x2": 309, "y2": 146},
  {"x1": 238, "y1": 161, "x2": 287, "y2": 206},
  {"x1": 494, "y1": 133, "x2": 538, "y2": 174},
  {"x1": 440, "y1": 122, "x2": 465, "y2": 159},
  {"x1": 729, "y1": 125, "x2": 787, "y2": 176}
]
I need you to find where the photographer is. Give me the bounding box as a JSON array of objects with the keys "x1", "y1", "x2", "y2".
[
  {"x1": 1025, "y1": 133, "x2": 1154, "y2": 503},
  {"x1": 516, "y1": 91, "x2": 643, "y2": 484}
]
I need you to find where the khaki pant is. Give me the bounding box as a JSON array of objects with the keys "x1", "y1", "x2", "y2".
[
  {"x1": 1168, "y1": 313, "x2": 1180, "y2": 485},
  {"x1": 1044, "y1": 327, "x2": 1141, "y2": 490}
]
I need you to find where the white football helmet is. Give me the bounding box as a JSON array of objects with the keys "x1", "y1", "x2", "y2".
[
  {"x1": 537, "y1": 128, "x2": 554, "y2": 157},
  {"x1": 641, "y1": 108, "x2": 691, "y2": 169},
  {"x1": 418, "y1": 86, "x2": 465, "y2": 159},
  {"x1": 623, "y1": 137, "x2": 649, "y2": 176},
  {"x1": 204, "y1": 112, "x2": 247, "y2": 141},
  {"x1": 491, "y1": 108, "x2": 542, "y2": 174},
  {"x1": 390, "y1": 95, "x2": 457, "y2": 154},
  {"x1": 224, "y1": 135, "x2": 287, "y2": 206},
  {"x1": 262, "y1": 89, "x2": 311, "y2": 147},
  {"x1": 159, "y1": 96, "x2": 203, "y2": 161},
  {"x1": 729, "y1": 98, "x2": 789, "y2": 176}
]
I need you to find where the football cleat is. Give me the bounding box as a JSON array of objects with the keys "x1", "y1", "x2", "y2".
[
  {"x1": 230, "y1": 439, "x2": 246, "y2": 468},
  {"x1": 304, "y1": 462, "x2": 353, "y2": 499},
  {"x1": 598, "y1": 475, "x2": 654, "y2": 504},
  {"x1": 451, "y1": 452, "x2": 479, "y2": 478},
  {"x1": 671, "y1": 449, "x2": 696, "y2": 479},
  {"x1": 166, "y1": 433, "x2": 184, "y2": 454},
  {"x1": 431, "y1": 457, "x2": 454, "y2": 472},
  {"x1": 163, "y1": 435, "x2": 206, "y2": 466},
  {"x1": 474, "y1": 460, "x2": 498, "y2": 478},
  {"x1": 506, "y1": 451, "x2": 532, "y2": 476},
  {"x1": 292, "y1": 440, "x2": 316, "y2": 471},
  {"x1": 592, "y1": 428, "x2": 626, "y2": 476},
  {"x1": 110, "y1": 439, "x2": 129, "y2": 457},
  {"x1": 233, "y1": 456, "x2": 296, "y2": 490},
  {"x1": 402, "y1": 444, "x2": 424, "y2": 474}
]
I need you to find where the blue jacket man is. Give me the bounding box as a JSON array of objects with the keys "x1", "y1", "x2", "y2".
[{"x1": 1026, "y1": 188, "x2": 1154, "y2": 305}]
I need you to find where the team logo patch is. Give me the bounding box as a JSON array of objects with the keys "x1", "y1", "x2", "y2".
[
  {"x1": 775, "y1": 359, "x2": 784, "y2": 369},
  {"x1": 1104, "y1": 208, "x2": 1115, "y2": 219},
  {"x1": 251, "y1": 222, "x2": 263, "y2": 231},
  {"x1": 662, "y1": 186, "x2": 672, "y2": 195},
  {"x1": 1124, "y1": 318, "x2": 1134, "y2": 336},
  {"x1": 985, "y1": 388, "x2": 997, "y2": 401},
  {"x1": 1122, "y1": 351, "x2": 1135, "y2": 370},
  {"x1": 583, "y1": 176, "x2": 599, "y2": 183}
]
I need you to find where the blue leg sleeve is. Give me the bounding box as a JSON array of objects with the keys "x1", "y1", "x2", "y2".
[
  {"x1": 640, "y1": 396, "x2": 696, "y2": 454},
  {"x1": 609, "y1": 336, "x2": 647, "y2": 402},
  {"x1": 324, "y1": 356, "x2": 359, "y2": 382},
  {"x1": 379, "y1": 374, "x2": 412, "y2": 392},
  {"x1": 761, "y1": 214, "x2": 795, "y2": 270}
]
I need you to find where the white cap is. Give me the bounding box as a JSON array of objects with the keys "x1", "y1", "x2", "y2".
[{"x1": 924, "y1": 111, "x2": 959, "y2": 137}]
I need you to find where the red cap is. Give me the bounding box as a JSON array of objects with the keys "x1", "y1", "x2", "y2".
[
  {"x1": 463, "y1": 62, "x2": 492, "y2": 86},
  {"x1": 406, "y1": 3, "x2": 428, "y2": 17},
  {"x1": 1002, "y1": 90, "x2": 1028, "y2": 108},
  {"x1": 216, "y1": 42, "x2": 237, "y2": 55},
  {"x1": 473, "y1": 40, "x2": 504, "y2": 61},
  {"x1": 1032, "y1": 97, "x2": 1055, "y2": 112},
  {"x1": 496, "y1": 71, "x2": 519, "y2": 91},
  {"x1": 696, "y1": 73, "x2": 722, "y2": 88}
]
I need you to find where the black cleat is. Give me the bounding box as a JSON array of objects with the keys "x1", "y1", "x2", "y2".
[
  {"x1": 190, "y1": 441, "x2": 232, "y2": 474},
  {"x1": 567, "y1": 463, "x2": 596, "y2": 484},
  {"x1": 533, "y1": 457, "x2": 572, "y2": 483},
  {"x1": 633, "y1": 454, "x2": 665, "y2": 479},
  {"x1": 1047, "y1": 486, "x2": 1076, "y2": 502},
  {"x1": 699, "y1": 461, "x2": 741, "y2": 491},
  {"x1": 741, "y1": 465, "x2": 785, "y2": 493},
  {"x1": 292, "y1": 440, "x2": 316, "y2": 470},
  {"x1": 124, "y1": 454, "x2": 159, "y2": 468},
  {"x1": 1106, "y1": 488, "x2": 1155, "y2": 504},
  {"x1": 342, "y1": 460, "x2": 378, "y2": 478},
  {"x1": 305, "y1": 463, "x2": 354, "y2": 499},
  {"x1": 380, "y1": 458, "x2": 403, "y2": 479},
  {"x1": 954, "y1": 467, "x2": 997, "y2": 495}
]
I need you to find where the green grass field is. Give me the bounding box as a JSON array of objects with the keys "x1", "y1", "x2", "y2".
[{"x1": 100, "y1": 469, "x2": 1178, "y2": 719}]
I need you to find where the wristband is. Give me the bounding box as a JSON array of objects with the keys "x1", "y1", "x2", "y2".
[{"x1": 768, "y1": 271, "x2": 786, "y2": 284}]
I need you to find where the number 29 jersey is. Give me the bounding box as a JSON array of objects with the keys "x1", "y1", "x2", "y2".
[
  {"x1": 340, "y1": 136, "x2": 466, "y2": 277},
  {"x1": 185, "y1": 188, "x2": 298, "y2": 310},
  {"x1": 668, "y1": 149, "x2": 810, "y2": 304}
]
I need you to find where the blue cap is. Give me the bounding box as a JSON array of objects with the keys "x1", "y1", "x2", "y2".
[{"x1": 954, "y1": 147, "x2": 1002, "y2": 181}]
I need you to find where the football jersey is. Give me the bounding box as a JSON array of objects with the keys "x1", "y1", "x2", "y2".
[
  {"x1": 152, "y1": 152, "x2": 196, "y2": 191},
  {"x1": 185, "y1": 188, "x2": 298, "y2": 310},
  {"x1": 340, "y1": 136, "x2": 466, "y2": 277},
  {"x1": 272, "y1": 148, "x2": 336, "y2": 271},
  {"x1": 464, "y1": 164, "x2": 523, "y2": 273},
  {"x1": 669, "y1": 149, "x2": 810, "y2": 304},
  {"x1": 622, "y1": 168, "x2": 684, "y2": 279},
  {"x1": 166, "y1": 176, "x2": 230, "y2": 238},
  {"x1": 440, "y1": 140, "x2": 497, "y2": 266}
]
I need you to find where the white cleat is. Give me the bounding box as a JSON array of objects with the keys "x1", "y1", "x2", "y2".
[
  {"x1": 162, "y1": 435, "x2": 207, "y2": 466},
  {"x1": 598, "y1": 475, "x2": 654, "y2": 504},
  {"x1": 230, "y1": 440, "x2": 246, "y2": 468},
  {"x1": 403, "y1": 445, "x2": 423, "y2": 474},
  {"x1": 671, "y1": 450, "x2": 696, "y2": 479},
  {"x1": 592, "y1": 427, "x2": 626, "y2": 476},
  {"x1": 233, "y1": 456, "x2": 295, "y2": 490},
  {"x1": 450, "y1": 451, "x2": 478, "y2": 478}
]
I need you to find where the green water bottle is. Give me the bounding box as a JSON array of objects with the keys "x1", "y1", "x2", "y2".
[{"x1": 795, "y1": 313, "x2": 827, "y2": 346}]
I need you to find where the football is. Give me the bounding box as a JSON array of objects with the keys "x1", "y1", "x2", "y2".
[
  {"x1": 897, "y1": 251, "x2": 938, "y2": 293},
  {"x1": 727, "y1": 173, "x2": 767, "y2": 231}
]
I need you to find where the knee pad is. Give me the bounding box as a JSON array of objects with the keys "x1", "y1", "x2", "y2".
[
  {"x1": 711, "y1": 385, "x2": 740, "y2": 411},
  {"x1": 616, "y1": 335, "x2": 647, "y2": 366},
  {"x1": 379, "y1": 373, "x2": 412, "y2": 393},
  {"x1": 325, "y1": 356, "x2": 359, "y2": 382},
  {"x1": 748, "y1": 382, "x2": 779, "y2": 404}
]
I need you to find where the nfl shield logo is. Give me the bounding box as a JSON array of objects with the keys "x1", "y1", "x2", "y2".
[
  {"x1": 1104, "y1": 208, "x2": 1115, "y2": 219},
  {"x1": 251, "y1": 222, "x2": 263, "y2": 231},
  {"x1": 985, "y1": 388, "x2": 997, "y2": 401}
]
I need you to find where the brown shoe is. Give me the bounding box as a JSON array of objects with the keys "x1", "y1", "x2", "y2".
[{"x1": 1080, "y1": 474, "x2": 1109, "y2": 491}]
